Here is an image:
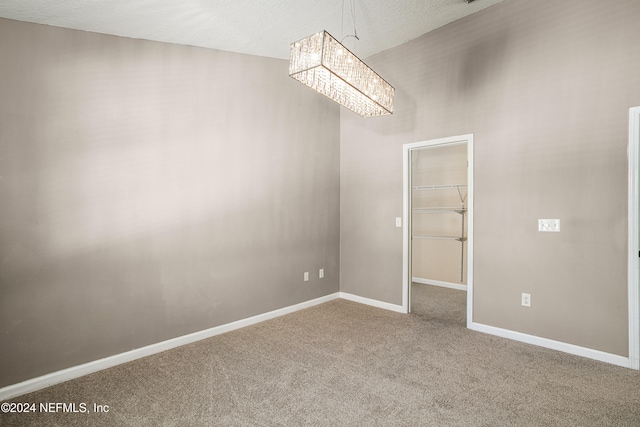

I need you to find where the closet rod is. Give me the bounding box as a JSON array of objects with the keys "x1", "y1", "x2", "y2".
[{"x1": 412, "y1": 235, "x2": 467, "y2": 242}]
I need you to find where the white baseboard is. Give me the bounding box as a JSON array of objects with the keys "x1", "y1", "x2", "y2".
[
  {"x1": 0, "y1": 293, "x2": 341, "y2": 402},
  {"x1": 469, "y1": 321, "x2": 631, "y2": 368},
  {"x1": 412, "y1": 277, "x2": 467, "y2": 291},
  {"x1": 3, "y1": 293, "x2": 630, "y2": 401},
  {"x1": 339, "y1": 292, "x2": 406, "y2": 313}
]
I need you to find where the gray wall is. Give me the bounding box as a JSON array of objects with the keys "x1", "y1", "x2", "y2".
[
  {"x1": 340, "y1": 0, "x2": 640, "y2": 356},
  {"x1": 0, "y1": 18, "x2": 340, "y2": 387}
]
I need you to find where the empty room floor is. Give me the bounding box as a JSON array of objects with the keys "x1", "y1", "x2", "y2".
[{"x1": 2, "y1": 296, "x2": 640, "y2": 426}]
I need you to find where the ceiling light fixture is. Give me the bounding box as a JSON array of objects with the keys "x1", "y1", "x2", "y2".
[{"x1": 289, "y1": 30, "x2": 395, "y2": 118}]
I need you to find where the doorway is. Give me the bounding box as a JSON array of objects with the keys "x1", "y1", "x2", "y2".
[{"x1": 402, "y1": 134, "x2": 473, "y2": 327}]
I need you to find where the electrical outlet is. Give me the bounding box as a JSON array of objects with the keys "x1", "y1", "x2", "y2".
[
  {"x1": 304, "y1": 272, "x2": 309, "y2": 282},
  {"x1": 319, "y1": 268, "x2": 324, "y2": 279},
  {"x1": 521, "y1": 293, "x2": 531, "y2": 307},
  {"x1": 538, "y1": 219, "x2": 560, "y2": 232}
]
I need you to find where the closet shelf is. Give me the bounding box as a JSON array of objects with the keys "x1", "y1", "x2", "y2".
[
  {"x1": 411, "y1": 180, "x2": 467, "y2": 283},
  {"x1": 413, "y1": 207, "x2": 466, "y2": 214},
  {"x1": 412, "y1": 184, "x2": 467, "y2": 191},
  {"x1": 412, "y1": 235, "x2": 467, "y2": 242}
]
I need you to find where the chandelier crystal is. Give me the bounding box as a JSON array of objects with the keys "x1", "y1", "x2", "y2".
[{"x1": 289, "y1": 31, "x2": 394, "y2": 118}]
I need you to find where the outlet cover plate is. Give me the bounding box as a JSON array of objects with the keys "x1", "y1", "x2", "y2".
[{"x1": 538, "y1": 219, "x2": 560, "y2": 232}]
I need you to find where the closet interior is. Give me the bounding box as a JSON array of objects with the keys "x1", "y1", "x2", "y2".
[{"x1": 411, "y1": 143, "x2": 468, "y2": 293}]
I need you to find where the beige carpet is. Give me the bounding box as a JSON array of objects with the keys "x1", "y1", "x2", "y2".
[
  {"x1": 411, "y1": 282, "x2": 467, "y2": 325},
  {"x1": 2, "y1": 294, "x2": 640, "y2": 426}
]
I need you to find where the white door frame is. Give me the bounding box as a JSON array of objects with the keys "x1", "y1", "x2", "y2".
[
  {"x1": 628, "y1": 106, "x2": 640, "y2": 370},
  {"x1": 402, "y1": 134, "x2": 474, "y2": 325}
]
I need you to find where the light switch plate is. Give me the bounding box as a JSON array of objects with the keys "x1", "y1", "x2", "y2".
[
  {"x1": 538, "y1": 219, "x2": 560, "y2": 232},
  {"x1": 395, "y1": 217, "x2": 402, "y2": 228}
]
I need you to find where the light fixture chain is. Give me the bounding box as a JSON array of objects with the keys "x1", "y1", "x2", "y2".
[
  {"x1": 350, "y1": 0, "x2": 358, "y2": 41},
  {"x1": 340, "y1": 0, "x2": 359, "y2": 50}
]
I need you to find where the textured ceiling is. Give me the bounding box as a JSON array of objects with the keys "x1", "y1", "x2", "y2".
[{"x1": 0, "y1": 0, "x2": 505, "y2": 59}]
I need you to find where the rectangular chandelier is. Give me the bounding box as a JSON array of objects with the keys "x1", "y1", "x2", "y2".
[{"x1": 289, "y1": 31, "x2": 394, "y2": 118}]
